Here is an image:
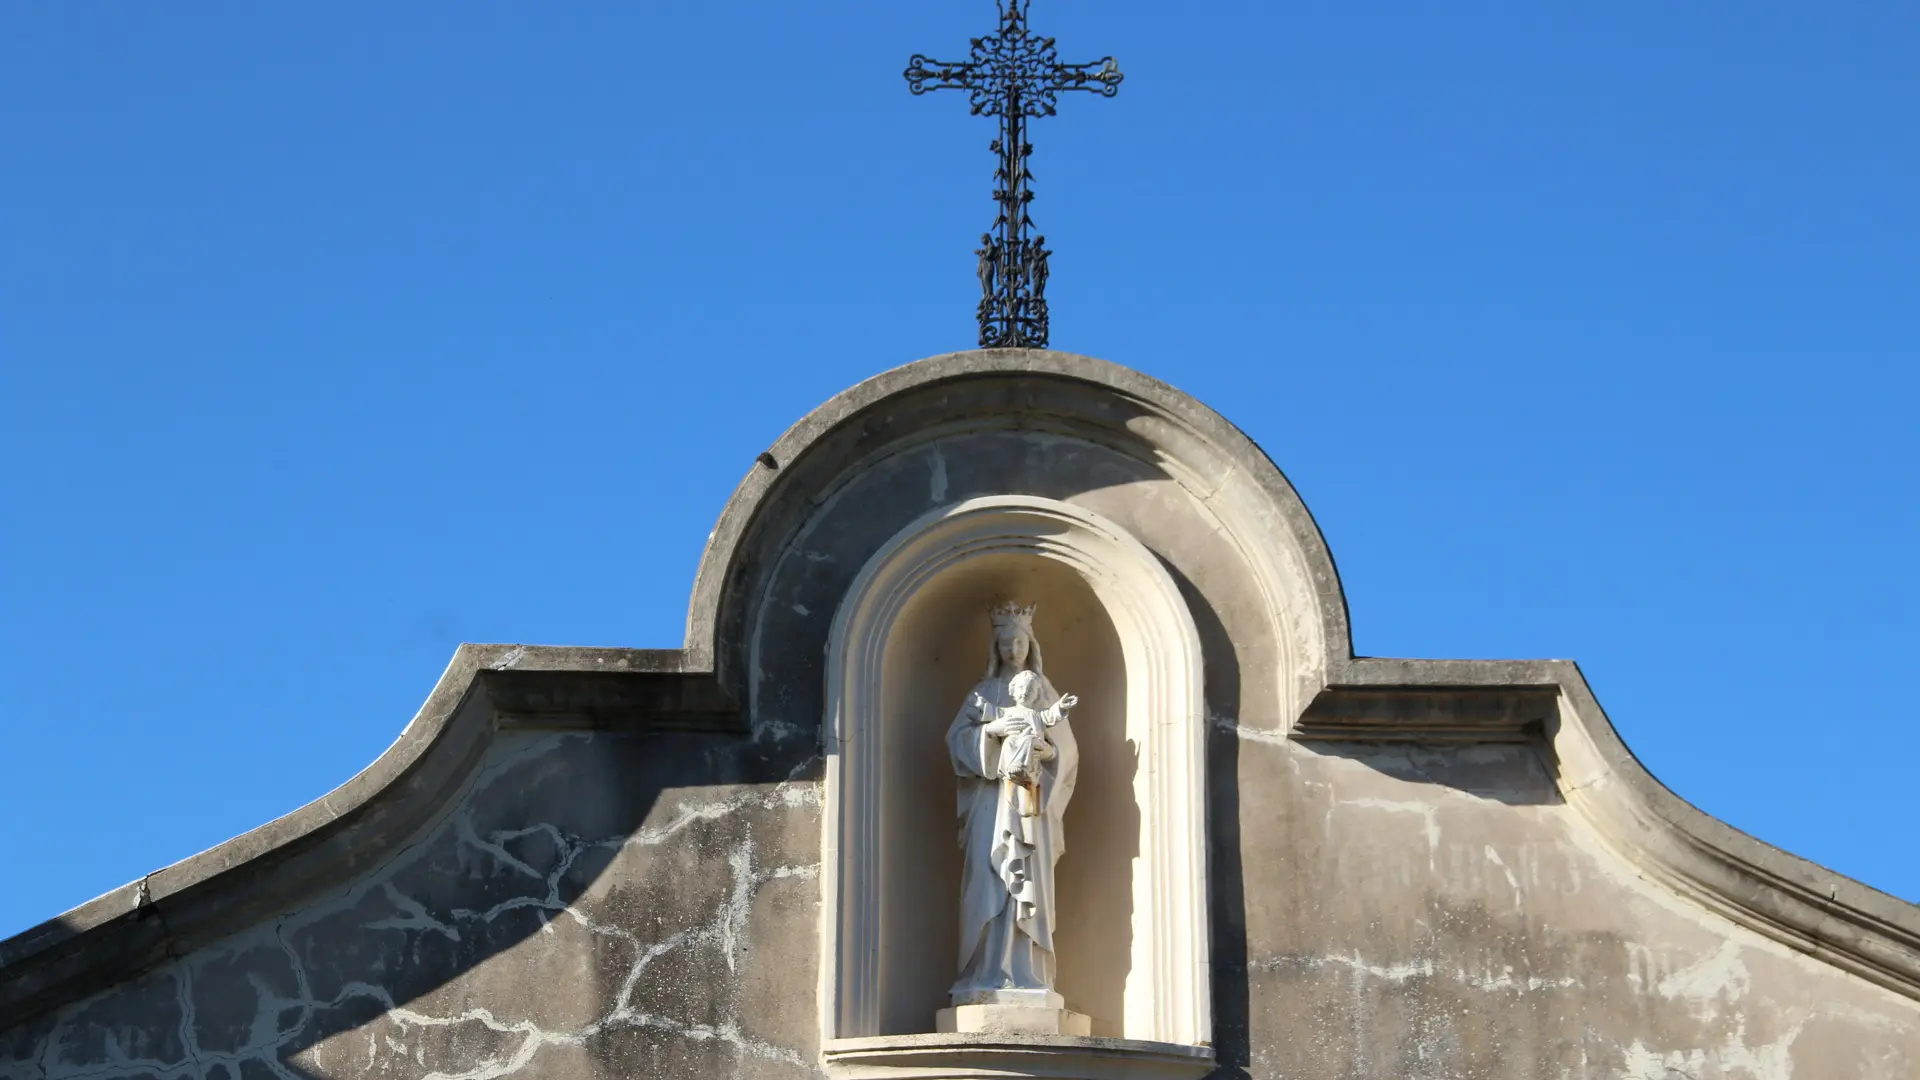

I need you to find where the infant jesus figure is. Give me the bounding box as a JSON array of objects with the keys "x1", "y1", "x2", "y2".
[{"x1": 989, "y1": 669, "x2": 1080, "y2": 817}]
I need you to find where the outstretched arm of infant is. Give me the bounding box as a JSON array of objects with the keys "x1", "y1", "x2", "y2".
[{"x1": 1042, "y1": 693, "x2": 1079, "y2": 724}]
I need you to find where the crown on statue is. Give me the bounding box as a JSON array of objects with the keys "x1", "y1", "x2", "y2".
[{"x1": 988, "y1": 601, "x2": 1037, "y2": 632}]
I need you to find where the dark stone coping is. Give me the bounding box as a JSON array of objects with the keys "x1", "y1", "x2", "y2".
[{"x1": 1294, "y1": 684, "x2": 1557, "y2": 742}]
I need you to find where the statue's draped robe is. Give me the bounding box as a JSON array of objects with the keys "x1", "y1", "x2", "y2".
[{"x1": 945, "y1": 670, "x2": 1079, "y2": 997}]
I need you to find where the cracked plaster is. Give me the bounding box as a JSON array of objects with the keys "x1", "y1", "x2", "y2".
[
  {"x1": 1222, "y1": 733, "x2": 1919, "y2": 1079},
  {"x1": 0, "y1": 728, "x2": 822, "y2": 1080}
]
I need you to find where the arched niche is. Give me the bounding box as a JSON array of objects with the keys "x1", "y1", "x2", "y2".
[{"x1": 821, "y1": 495, "x2": 1211, "y2": 1078}]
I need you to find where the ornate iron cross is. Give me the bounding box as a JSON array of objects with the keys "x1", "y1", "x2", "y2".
[{"x1": 906, "y1": 2, "x2": 1122, "y2": 349}]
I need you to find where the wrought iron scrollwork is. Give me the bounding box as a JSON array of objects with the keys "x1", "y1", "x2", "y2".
[{"x1": 906, "y1": 1, "x2": 1121, "y2": 349}]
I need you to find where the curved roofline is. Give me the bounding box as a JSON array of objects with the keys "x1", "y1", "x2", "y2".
[
  {"x1": 3, "y1": 348, "x2": 1916, "y2": 1030},
  {"x1": 680, "y1": 349, "x2": 1354, "y2": 687},
  {"x1": 0, "y1": 645, "x2": 732, "y2": 1027}
]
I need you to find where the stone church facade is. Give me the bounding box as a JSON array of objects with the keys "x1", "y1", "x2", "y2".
[{"x1": 2, "y1": 351, "x2": 1915, "y2": 1079}]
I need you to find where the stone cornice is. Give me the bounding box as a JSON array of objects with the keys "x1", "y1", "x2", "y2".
[{"x1": 1294, "y1": 685, "x2": 1555, "y2": 742}]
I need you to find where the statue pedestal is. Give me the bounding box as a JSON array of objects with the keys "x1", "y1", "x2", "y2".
[{"x1": 937, "y1": 991, "x2": 1093, "y2": 1037}]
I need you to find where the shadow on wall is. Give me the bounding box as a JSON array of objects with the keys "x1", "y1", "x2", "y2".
[
  {"x1": 1159, "y1": 557, "x2": 1252, "y2": 1080},
  {"x1": 1297, "y1": 741, "x2": 1564, "y2": 809},
  {"x1": 1056, "y1": 736, "x2": 1140, "y2": 1034},
  {"x1": 1, "y1": 726, "x2": 823, "y2": 1080},
  {"x1": 1178, "y1": 567, "x2": 1554, "y2": 1080}
]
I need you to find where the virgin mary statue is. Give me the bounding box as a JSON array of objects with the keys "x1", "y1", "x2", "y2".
[{"x1": 944, "y1": 601, "x2": 1080, "y2": 1005}]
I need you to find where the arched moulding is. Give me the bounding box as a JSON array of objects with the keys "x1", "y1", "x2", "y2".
[{"x1": 821, "y1": 495, "x2": 1213, "y2": 1080}]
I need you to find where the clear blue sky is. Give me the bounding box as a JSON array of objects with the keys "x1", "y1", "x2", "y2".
[{"x1": 3, "y1": 2, "x2": 1916, "y2": 939}]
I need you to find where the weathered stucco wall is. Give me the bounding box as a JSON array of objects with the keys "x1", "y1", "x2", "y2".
[
  {"x1": 0, "y1": 727, "x2": 823, "y2": 1080},
  {"x1": 1224, "y1": 736, "x2": 1919, "y2": 1078},
  {"x1": 7, "y1": 725, "x2": 1913, "y2": 1079},
  {"x1": 4, "y1": 354, "x2": 1915, "y2": 1079}
]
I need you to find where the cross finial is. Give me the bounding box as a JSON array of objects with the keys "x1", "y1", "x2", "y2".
[{"x1": 905, "y1": 2, "x2": 1122, "y2": 349}]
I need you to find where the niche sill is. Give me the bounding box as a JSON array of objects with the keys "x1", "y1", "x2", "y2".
[{"x1": 822, "y1": 1032, "x2": 1215, "y2": 1080}]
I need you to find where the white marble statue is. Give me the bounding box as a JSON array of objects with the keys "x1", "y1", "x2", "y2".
[{"x1": 944, "y1": 602, "x2": 1080, "y2": 1006}]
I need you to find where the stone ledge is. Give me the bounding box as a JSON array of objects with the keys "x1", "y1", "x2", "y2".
[
  {"x1": 822, "y1": 1032, "x2": 1214, "y2": 1080},
  {"x1": 1292, "y1": 685, "x2": 1557, "y2": 742},
  {"x1": 484, "y1": 665, "x2": 743, "y2": 731}
]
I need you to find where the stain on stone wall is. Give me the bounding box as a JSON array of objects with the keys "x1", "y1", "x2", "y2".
[{"x1": 1213, "y1": 727, "x2": 1920, "y2": 1080}]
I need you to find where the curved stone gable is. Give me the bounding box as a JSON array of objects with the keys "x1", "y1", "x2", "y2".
[{"x1": 2, "y1": 350, "x2": 1915, "y2": 1080}]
